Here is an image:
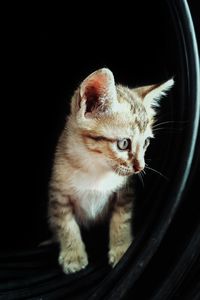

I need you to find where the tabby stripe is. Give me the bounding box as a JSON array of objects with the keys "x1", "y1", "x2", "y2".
[
  {"x1": 50, "y1": 199, "x2": 70, "y2": 208},
  {"x1": 49, "y1": 186, "x2": 63, "y2": 193},
  {"x1": 83, "y1": 134, "x2": 115, "y2": 143},
  {"x1": 90, "y1": 150, "x2": 103, "y2": 154}
]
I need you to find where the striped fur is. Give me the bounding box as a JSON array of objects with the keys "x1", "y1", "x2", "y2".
[{"x1": 48, "y1": 68, "x2": 174, "y2": 273}]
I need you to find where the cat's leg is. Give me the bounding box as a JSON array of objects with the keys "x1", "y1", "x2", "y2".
[
  {"x1": 109, "y1": 188, "x2": 133, "y2": 267},
  {"x1": 48, "y1": 189, "x2": 88, "y2": 274}
]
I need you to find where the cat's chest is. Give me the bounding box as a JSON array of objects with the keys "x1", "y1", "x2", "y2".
[
  {"x1": 74, "y1": 190, "x2": 110, "y2": 223},
  {"x1": 70, "y1": 170, "x2": 126, "y2": 223},
  {"x1": 72, "y1": 170, "x2": 126, "y2": 193}
]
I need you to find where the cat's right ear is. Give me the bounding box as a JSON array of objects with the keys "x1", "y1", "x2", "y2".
[{"x1": 77, "y1": 68, "x2": 117, "y2": 118}]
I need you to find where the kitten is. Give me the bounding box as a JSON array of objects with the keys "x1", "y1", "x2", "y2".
[{"x1": 48, "y1": 68, "x2": 174, "y2": 274}]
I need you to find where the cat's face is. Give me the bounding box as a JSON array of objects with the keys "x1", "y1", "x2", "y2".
[
  {"x1": 79, "y1": 95, "x2": 153, "y2": 176},
  {"x1": 71, "y1": 68, "x2": 174, "y2": 176}
]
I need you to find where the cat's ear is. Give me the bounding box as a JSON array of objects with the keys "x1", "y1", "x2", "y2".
[
  {"x1": 79, "y1": 68, "x2": 117, "y2": 117},
  {"x1": 135, "y1": 78, "x2": 174, "y2": 108}
]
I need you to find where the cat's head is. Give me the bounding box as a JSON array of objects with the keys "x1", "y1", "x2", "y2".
[{"x1": 70, "y1": 68, "x2": 174, "y2": 176}]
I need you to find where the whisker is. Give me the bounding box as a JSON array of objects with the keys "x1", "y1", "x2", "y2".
[
  {"x1": 153, "y1": 120, "x2": 188, "y2": 129},
  {"x1": 145, "y1": 165, "x2": 169, "y2": 181},
  {"x1": 153, "y1": 127, "x2": 173, "y2": 132},
  {"x1": 153, "y1": 121, "x2": 175, "y2": 128},
  {"x1": 153, "y1": 127, "x2": 186, "y2": 133},
  {"x1": 142, "y1": 169, "x2": 146, "y2": 175},
  {"x1": 138, "y1": 173, "x2": 144, "y2": 187}
]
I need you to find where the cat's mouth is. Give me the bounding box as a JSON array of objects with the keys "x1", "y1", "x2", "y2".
[{"x1": 112, "y1": 166, "x2": 134, "y2": 177}]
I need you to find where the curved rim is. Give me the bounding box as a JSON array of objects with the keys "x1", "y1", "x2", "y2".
[{"x1": 89, "y1": 0, "x2": 200, "y2": 298}]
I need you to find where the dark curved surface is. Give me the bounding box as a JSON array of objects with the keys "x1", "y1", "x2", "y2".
[{"x1": 1, "y1": 0, "x2": 199, "y2": 299}]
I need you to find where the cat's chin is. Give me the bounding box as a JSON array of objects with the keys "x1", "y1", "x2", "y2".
[{"x1": 112, "y1": 167, "x2": 134, "y2": 177}]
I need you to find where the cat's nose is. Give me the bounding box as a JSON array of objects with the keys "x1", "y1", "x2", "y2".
[{"x1": 133, "y1": 159, "x2": 144, "y2": 173}]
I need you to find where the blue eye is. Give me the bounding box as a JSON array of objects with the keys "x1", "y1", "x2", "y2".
[{"x1": 117, "y1": 138, "x2": 131, "y2": 150}]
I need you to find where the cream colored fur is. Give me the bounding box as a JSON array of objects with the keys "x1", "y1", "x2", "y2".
[{"x1": 48, "y1": 68, "x2": 174, "y2": 273}]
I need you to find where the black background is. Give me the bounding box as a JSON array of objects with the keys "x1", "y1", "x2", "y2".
[{"x1": 1, "y1": 1, "x2": 200, "y2": 299}]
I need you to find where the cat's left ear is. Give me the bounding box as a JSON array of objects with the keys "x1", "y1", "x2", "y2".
[{"x1": 136, "y1": 78, "x2": 174, "y2": 108}]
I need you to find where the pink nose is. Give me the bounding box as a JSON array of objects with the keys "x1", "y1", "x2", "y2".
[{"x1": 133, "y1": 160, "x2": 143, "y2": 173}]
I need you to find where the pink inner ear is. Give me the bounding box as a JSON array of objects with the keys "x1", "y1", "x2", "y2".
[
  {"x1": 83, "y1": 74, "x2": 108, "y2": 98},
  {"x1": 83, "y1": 76, "x2": 109, "y2": 113},
  {"x1": 84, "y1": 84, "x2": 100, "y2": 113},
  {"x1": 79, "y1": 68, "x2": 116, "y2": 115},
  {"x1": 88, "y1": 74, "x2": 109, "y2": 91}
]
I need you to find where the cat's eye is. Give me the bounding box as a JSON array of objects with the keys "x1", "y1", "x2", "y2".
[
  {"x1": 117, "y1": 138, "x2": 131, "y2": 151},
  {"x1": 144, "y1": 138, "x2": 150, "y2": 148}
]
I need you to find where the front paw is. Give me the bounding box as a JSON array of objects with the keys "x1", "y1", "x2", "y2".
[
  {"x1": 59, "y1": 246, "x2": 88, "y2": 274},
  {"x1": 109, "y1": 241, "x2": 132, "y2": 268}
]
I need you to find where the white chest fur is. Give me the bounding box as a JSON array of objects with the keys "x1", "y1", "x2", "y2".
[{"x1": 70, "y1": 169, "x2": 126, "y2": 223}]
